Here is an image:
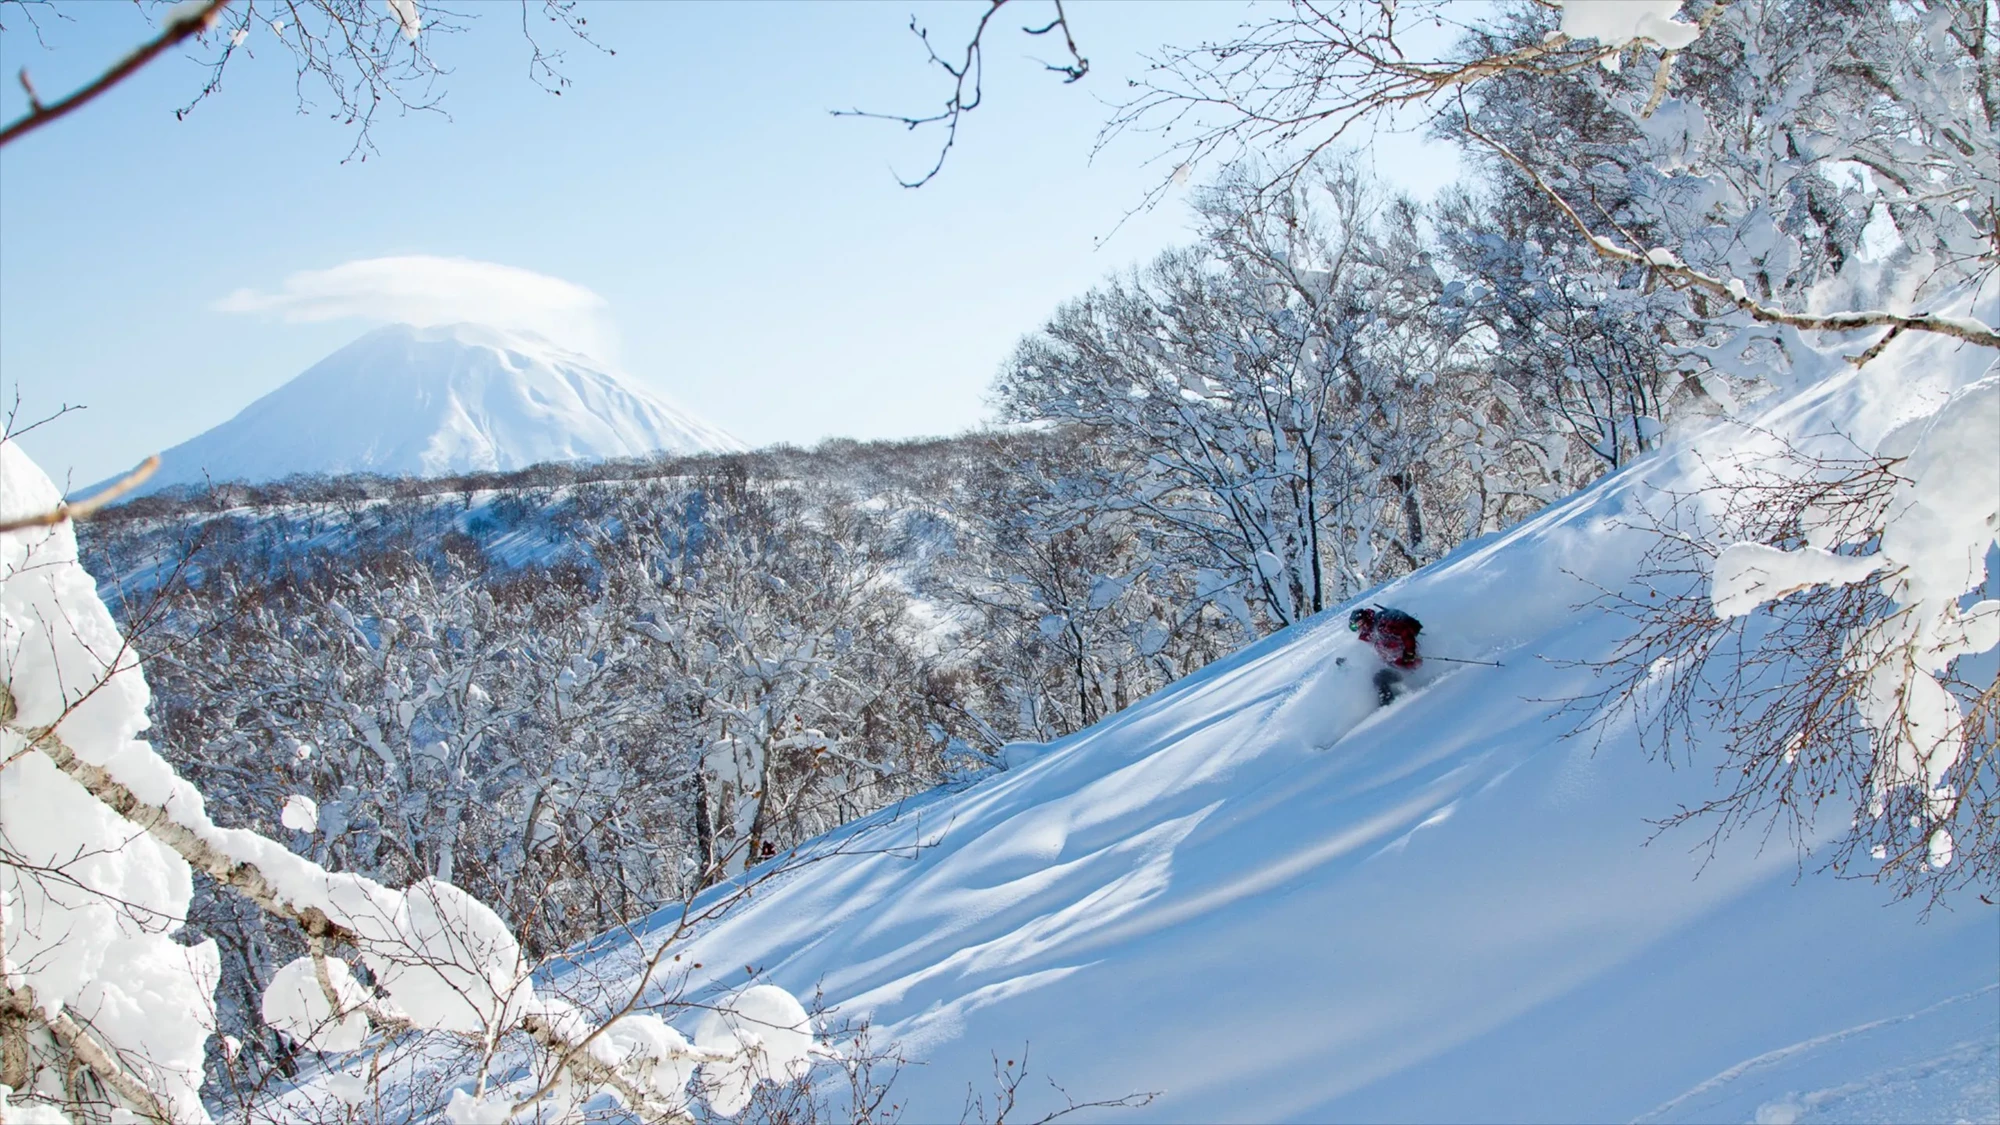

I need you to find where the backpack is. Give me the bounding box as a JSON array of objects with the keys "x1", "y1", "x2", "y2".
[{"x1": 1348, "y1": 606, "x2": 1422, "y2": 669}]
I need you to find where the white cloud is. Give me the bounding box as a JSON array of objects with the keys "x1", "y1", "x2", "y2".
[{"x1": 215, "y1": 256, "x2": 615, "y2": 359}]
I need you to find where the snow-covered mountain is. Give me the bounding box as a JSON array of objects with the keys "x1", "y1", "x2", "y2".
[{"x1": 120, "y1": 322, "x2": 744, "y2": 495}]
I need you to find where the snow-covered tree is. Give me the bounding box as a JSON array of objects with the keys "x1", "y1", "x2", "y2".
[
  {"x1": 938, "y1": 435, "x2": 1247, "y2": 742},
  {"x1": 996, "y1": 163, "x2": 1500, "y2": 636},
  {"x1": 598, "y1": 471, "x2": 953, "y2": 882}
]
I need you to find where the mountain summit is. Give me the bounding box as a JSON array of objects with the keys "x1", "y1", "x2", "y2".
[{"x1": 119, "y1": 322, "x2": 745, "y2": 495}]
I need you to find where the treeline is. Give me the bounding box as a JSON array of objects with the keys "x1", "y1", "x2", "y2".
[{"x1": 91, "y1": 434, "x2": 982, "y2": 523}]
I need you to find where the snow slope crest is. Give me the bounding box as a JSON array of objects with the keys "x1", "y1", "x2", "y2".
[{"x1": 119, "y1": 322, "x2": 746, "y2": 495}]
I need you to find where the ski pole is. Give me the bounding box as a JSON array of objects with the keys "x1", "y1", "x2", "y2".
[{"x1": 1425, "y1": 654, "x2": 1503, "y2": 667}]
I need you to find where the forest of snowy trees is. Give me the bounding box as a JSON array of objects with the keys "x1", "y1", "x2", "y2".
[{"x1": 4, "y1": 0, "x2": 1996, "y2": 1120}]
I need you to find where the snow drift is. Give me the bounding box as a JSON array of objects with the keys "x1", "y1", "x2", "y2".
[
  {"x1": 113, "y1": 322, "x2": 745, "y2": 496},
  {"x1": 542, "y1": 298, "x2": 1998, "y2": 1122}
]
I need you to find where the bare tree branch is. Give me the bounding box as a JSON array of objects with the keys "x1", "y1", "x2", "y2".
[
  {"x1": 0, "y1": 980, "x2": 174, "y2": 1124},
  {"x1": 1099, "y1": 1, "x2": 1625, "y2": 213},
  {"x1": 835, "y1": 0, "x2": 1088, "y2": 188},
  {"x1": 0, "y1": 0, "x2": 228, "y2": 148},
  {"x1": 0, "y1": 455, "x2": 161, "y2": 535}
]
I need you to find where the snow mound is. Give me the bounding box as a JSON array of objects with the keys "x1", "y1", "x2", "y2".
[{"x1": 112, "y1": 322, "x2": 745, "y2": 496}]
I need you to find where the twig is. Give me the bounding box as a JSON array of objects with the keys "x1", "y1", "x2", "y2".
[
  {"x1": 1023, "y1": 1, "x2": 1088, "y2": 83},
  {"x1": 0, "y1": 980, "x2": 173, "y2": 1123},
  {"x1": 0, "y1": 0, "x2": 229, "y2": 148},
  {"x1": 0, "y1": 455, "x2": 161, "y2": 535},
  {"x1": 1, "y1": 391, "x2": 84, "y2": 442},
  {"x1": 835, "y1": 0, "x2": 1087, "y2": 188}
]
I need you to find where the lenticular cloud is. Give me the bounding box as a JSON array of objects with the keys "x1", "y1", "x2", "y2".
[{"x1": 215, "y1": 255, "x2": 614, "y2": 359}]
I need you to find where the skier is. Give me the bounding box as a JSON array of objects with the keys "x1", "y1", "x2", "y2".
[{"x1": 1348, "y1": 605, "x2": 1422, "y2": 706}]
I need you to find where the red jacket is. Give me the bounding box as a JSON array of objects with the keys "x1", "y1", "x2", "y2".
[{"x1": 1350, "y1": 607, "x2": 1422, "y2": 670}]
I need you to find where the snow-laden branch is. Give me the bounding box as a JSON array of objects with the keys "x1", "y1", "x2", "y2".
[
  {"x1": 1464, "y1": 120, "x2": 2000, "y2": 353},
  {"x1": 9, "y1": 682, "x2": 818, "y2": 1123},
  {"x1": 11, "y1": 702, "x2": 358, "y2": 944},
  {"x1": 18, "y1": 716, "x2": 711, "y2": 1119},
  {"x1": 0, "y1": 979, "x2": 173, "y2": 1124}
]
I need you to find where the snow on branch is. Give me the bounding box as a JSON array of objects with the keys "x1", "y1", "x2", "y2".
[
  {"x1": 0, "y1": 978, "x2": 174, "y2": 1124},
  {"x1": 10, "y1": 698, "x2": 359, "y2": 945},
  {"x1": 1574, "y1": 373, "x2": 2000, "y2": 901},
  {"x1": 1710, "y1": 543, "x2": 1883, "y2": 620},
  {"x1": 6, "y1": 681, "x2": 810, "y2": 1122},
  {"x1": 1463, "y1": 119, "x2": 2000, "y2": 353}
]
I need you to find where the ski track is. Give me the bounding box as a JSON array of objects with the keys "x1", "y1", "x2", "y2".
[{"x1": 1636, "y1": 985, "x2": 2000, "y2": 1125}]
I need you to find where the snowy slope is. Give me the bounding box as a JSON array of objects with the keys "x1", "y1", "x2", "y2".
[
  {"x1": 119, "y1": 323, "x2": 744, "y2": 494},
  {"x1": 546, "y1": 306, "x2": 1998, "y2": 1123}
]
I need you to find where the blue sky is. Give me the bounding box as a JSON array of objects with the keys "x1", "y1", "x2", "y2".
[{"x1": 0, "y1": 1, "x2": 1462, "y2": 491}]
